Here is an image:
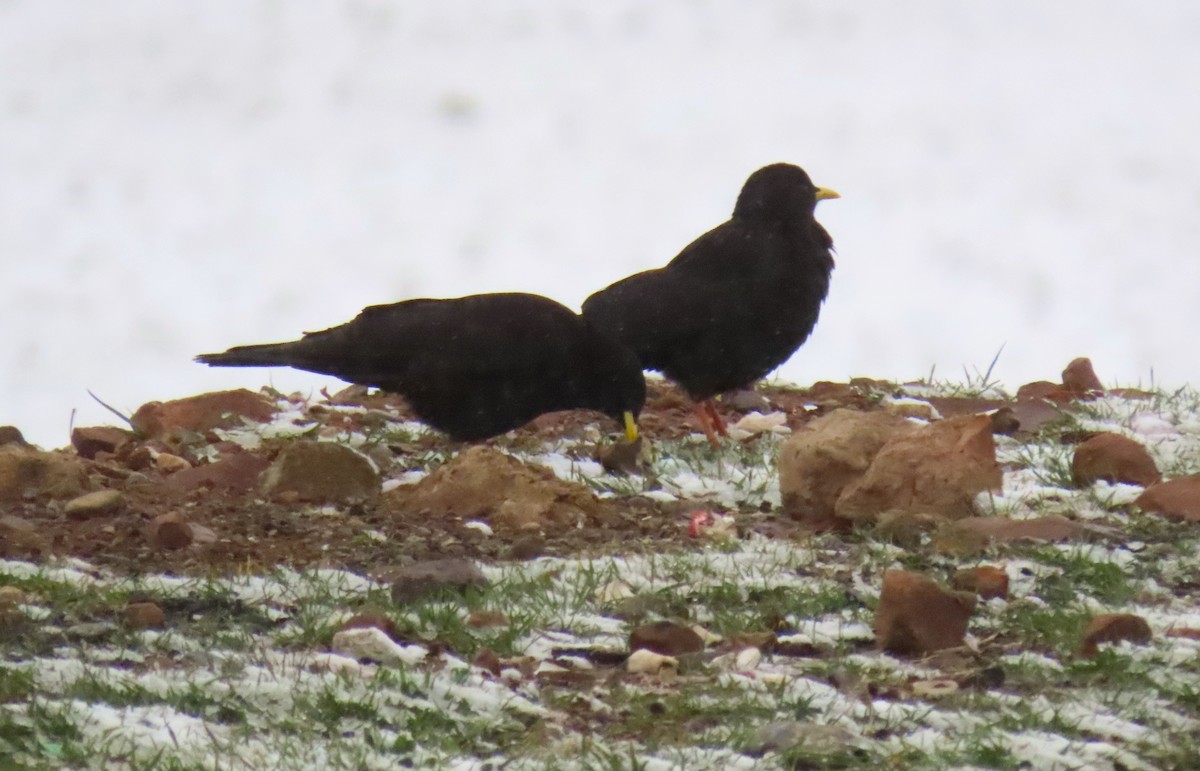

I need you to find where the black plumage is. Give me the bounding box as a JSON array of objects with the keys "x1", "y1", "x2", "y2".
[
  {"x1": 582, "y1": 163, "x2": 838, "y2": 442},
  {"x1": 196, "y1": 292, "x2": 644, "y2": 442}
]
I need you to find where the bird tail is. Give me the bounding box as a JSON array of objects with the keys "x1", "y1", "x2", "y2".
[{"x1": 194, "y1": 342, "x2": 300, "y2": 368}]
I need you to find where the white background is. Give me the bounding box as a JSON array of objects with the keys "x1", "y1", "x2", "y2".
[{"x1": 4, "y1": 1, "x2": 1199, "y2": 448}]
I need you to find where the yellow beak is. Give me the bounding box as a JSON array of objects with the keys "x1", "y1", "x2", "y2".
[
  {"x1": 815, "y1": 186, "x2": 840, "y2": 201},
  {"x1": 624, "y1": 411, "x2": 639, "y2": 443}
]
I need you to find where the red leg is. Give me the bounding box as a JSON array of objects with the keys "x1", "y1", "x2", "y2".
[
  {"x1": 704, "y1": 400, "x2": 728, "y2": 437},
  {"x1": 693, "y1": 400, "x2": 722, "y2": 448}
]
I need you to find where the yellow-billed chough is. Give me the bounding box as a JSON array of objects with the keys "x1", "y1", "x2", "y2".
[
  {"x1": 196, "y1": 292, "x2": 644, "y2": 442},
  {"x1": 582, "y1": 163, "x2": 839, "y2": 445}
]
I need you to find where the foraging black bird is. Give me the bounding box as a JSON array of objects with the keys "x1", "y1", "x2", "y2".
[
  {"x1": 196, "y1": 292, "x2": 644, "y2": 442},
  {"x1": 582, "y1": 163, "x2": 839, "y2": 445}
]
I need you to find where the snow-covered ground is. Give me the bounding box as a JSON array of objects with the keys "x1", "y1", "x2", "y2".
[{"x1": 4, "y1": 0, "x2": 1200, "y2": 448}]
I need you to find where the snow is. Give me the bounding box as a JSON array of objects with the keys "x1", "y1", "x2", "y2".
[{"x1": 5, "y1": 1, "x2": 1200, "y2": 448}]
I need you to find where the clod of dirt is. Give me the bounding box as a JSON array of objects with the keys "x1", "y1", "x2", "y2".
[
  {"x1": 778, "y1": 408, "x2": 915, "y2": 530},
  {"x1": 148, "y1": 512, "x2": 194, "y2": 550},
  {"x1": 0, "y1": 445, "x2": 90, "y2": 501},
  {"x1": 836, "y1": 414, "x2": 1001, "y2": 525},
  {"x1": 951, "y1": 566, "x2": 1010, "y2": 600},
  {"x1": 71, "y1": 426, "x2": 134, "y2": 459},
  {"x1": 64, "y1": 489, "x2": 125, "y2": 520},
  {"x1": 260, "y1": 441, "x2": 380, "y2": 503},
  {"x1": 1135, "y1": 474, "x2": 1200, "y2": 522},
  {"x1": 1062, "y1": 357, "x2": 1105, "y2": 396},
  {"x1": 933, "y1": 516, "x2": 1090, "y2": 554},
  {"x1": 387, "y1": 558, "x2": 487, "y2": 603},
  {"x1": 124, "y1": 601, "x2": 166, "y2": 630},
  {"x1": 1080, "y1": 613, "x2": 1152, "y2": 658},
  {"x1": 131, "y1": 389, "x2": 278, "y2": 438},
  {"x1": 0, "y1": 515, "x2": 48, "y2": 557},
  {"x1": 381, "y1": 446, "x2": 604, "y2": 532},
  {"x1": 338, "y1": 613, "x2": 399, "y2": 641},
  {"x1": 165, "y1": 452, "x2": 271, "y2": 494},
  {"x1": 874, "y1": 569, "x2": 976, "y2": 655},
  {"x1": 1071, "y1": 433, "x2": 1161, "y2": 487},
  {"x1": 629, "y1": 620, "x2": 705, "y2": 656},
  {"x1": 0, "y1": 426, "x2": 29, "y2": 447}
]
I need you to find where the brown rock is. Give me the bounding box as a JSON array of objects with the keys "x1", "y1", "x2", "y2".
[
  {"x1": 188, "y1": 523, "x2": 219, "y2": 545},
  {"x1": 165, "y1": 453, "x2": 271, "y2": 494},
  {"x1": 1062, "y1": 357, "x2": 1104, "y2": 396},
  {"x1": 988, "y1": 407, "x2": 1020, "y2": 436},
  {"x1": 1080, "y1": 614, "x2": 1152, "y2": 658},
  {"x1": 149, "y1": 513, "x2": 194, "y2": 550},
  {"x1": 0, "y1": 586, "x2": 25, "y2": 607},
  {"x1": 381, "y1": 446, "x2": 602, "y2": 532},
  {"x1": 778, "y1": 409, "x2": 915, "y2": 529},
  {"x1": 260, "y1": 441, "x2": 380, "y2": 503},
  {"x1": 473, "y1": 647, "x2": 503, "y2": 676},
  {"x1": 0, "y1": 445, "x2": 89, "y2": 501},
  {"x1": 1071, "y1": 433, "x2": 1160, "y2": 487},
  {"x1": 467, "y1": 610, "x2": 509, "y2": 628},
  {"x1": 389, "y1": 558, "x2": 487, "y2": 603},
  {"x1": 951, "y1": 566, "x2": 1009, "y2": 600},
  {"x1": 874, "y1": 570, "x2": 976, "y2": 655},
  {"x1": 936, "y1": 516, "x2": 1087, "y2": 553},
  {"x1": 339, "y1": 613, "x2": 398, "y2": 640},
  {"x1": 629, "y1": 620, "x2": 705, "y2": 657},
  {"x1": 0, "y1": 426, "x2": 29, "y2": 447},
  {"x1": 71, "y1": 426, "x2": 133, "y2": 460},
  {"x1": 64, "y1": 489, "x2": 125, "y2": 520},
  {"x1": 0, "y1": 515, "x2": 49, "y2": 557},
  {"x1": 124, "y1": 601, "x2": 166, "y2": 630},
  {"x1": 1135, "y1": 474, "x2": 1200, "y2": 522},
  {"x1": 154, "y1": 452, "x2": 192, "y2": 474},
  {"x1": 131, "y1": 389, "x2": 277, "y2": 438},
  {"x1": 836, "y1": 414, "x2": 1002, "y2": 525},
  {"x1": 1016, "y1": 381, "x2": 1075, "y2": 404},
  {"x1": 506, "y1": 536, "x2": 546, "y2": 560}
]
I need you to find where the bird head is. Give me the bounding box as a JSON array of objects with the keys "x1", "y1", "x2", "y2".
[{"x1": 733, "y1": 163, "x2": 839, "y2": 222}]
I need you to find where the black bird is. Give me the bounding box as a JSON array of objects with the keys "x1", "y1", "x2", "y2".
[
  {"x1": 196, "y1": 292, "x2": 644, "y2": 442},
  {"x1": 582, "y1": 163, "x2": 839, "y2": 445}
]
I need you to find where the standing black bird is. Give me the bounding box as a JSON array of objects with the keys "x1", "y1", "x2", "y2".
[
  {"x1": 196, "y1": 292, "x2": 644, "y2": 442},
  {"x1": 582, "y1": 163, "x2": 839, "y2": 445}
]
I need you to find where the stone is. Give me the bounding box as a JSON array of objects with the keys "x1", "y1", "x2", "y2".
[
  {"x1": 0, "y1": 515, "x2": 48, "y2": 557},
  {"x1": 1135, "y1": 474, "x2": 1200, "y2": 522},
  {"x1": 0, "y1": 586, "x2": 25, "y2": 607},
  {"x1": 1071, "y1": 433, "x2": 1160, "y2": 487},
  {"x1": 389, "y1": 558, "x2": 487, "y2": 603},
  {"x1": 874, "y1": 569, "x2": 976, "y2": 655},
  {"x1": 466, "y1": 610, "x2": 509, "y2": 628},
  {"x1": 381, "y1": 446, "x2": 603, "y2": 532},
  {"x1": 506, "y1": 536, "x2": 546, "y2": 560},
  {"x1": 154, "y1": 452, "x2": 192, "y2": 474},
  {"x1": 149, "y1": 513, "x2": 194, "y2": 550},
  {"x1": 64, "y1": 489, "x2": 124, "y2": 520},
  {"x1": 71, "y1": 426, "x2": 133, "y2": 460},
  {"x1": 836, "y1": 414, "x2": 1002, "y2": 525},
  {"x1": 339, "y1": 613, "x2": 398, "y2": 640},
  {"x1": 331, "y1": 626, "x2": 427, "y2": 665},
  {"x1": 951, "y1": 566, "x2": 1009, "y2": 600},
  {"x1": 0, "y1": 426, "x2": 29, "y2": 447},
  {"x1": 934, "y1": 516, "x2": 1089, "y2": 554},
  {"x1": 124, "y1": 601, "x2": 166, "y2": 629},
  {"x1": 1016, "y1": 380, "x2": 1075, "y2": 404},
  {"x1": 629, "y1": 620, "x2": 705, "y2": 656},
  {"x1": 1062, "y1": 357, "x2": 1104, "y2": 396},
  {"x1": 1080, "y1": 614, "x2": 1152, "y2": 658},
  {"x1": 778, "y1": 409, "x2": 915, "y2": 529},
  {"x1": 260, "y1": 441, "x2": 380, "y2": 503},
  {"x1": 0, "y1": 445, "x2": 89, "y2": 501},
  {"x1": 131, "y1": 389, "x2": 277, "y2": 438}
]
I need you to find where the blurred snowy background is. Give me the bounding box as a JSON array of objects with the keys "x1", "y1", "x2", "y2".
[{"x1": 3, "y1": 1, "x2": 1200, "y2": 448}]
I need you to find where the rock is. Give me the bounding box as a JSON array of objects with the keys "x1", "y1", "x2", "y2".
[
  {"x1": 0, "y1": 586, "x2": 25, "y2": 607},
  {"x1": 124, "y1": 601, "x2": 166, "y2": 629},
  {"x1": 778, "y1": 409, "x2": 915, "y2": 529},
  {"x1": 625, "y1": 648, "x2": 678, "y2": 675},
  {"x1": 874, "y1": 569, "x2": 976, "y2": 655},
  {"x1": 598, "y1": 436, "x2": 643, "y2": 475},
  {"x1": 188, "y1": 523, "x2": 219, "y2": 545},
  {"x1": 988, "y1": 407, "x2": 1020, "y2": 436},
  {"x1": 1071, "y1": 433, "x2": 1160, "y2": 487},
  {"x1": 339, "y1": 613, "x2": 398, "y2": 640},
  {"x1": 712, "y1": 646, "x2": 763, "y2": 672},
  {"x1": 951, "y1": 566, "x2": 1010, "y2": 600},
  {"x1": 912, "y1": 679, "x2": 959, "y2": 699},
  {"x1": 70, "y1": 426, "x2": 133, "y2": 460},
  {"x1": 0, "y1": 426, "x2": 29, "y2": 447},
  {"x1": 723, "y1": 388, "x2": 772, "y2": 412},
  {"x1": 629, "y1": 620, "x2": 705, "y2": 657},
  {"x1": 726, "y1": 411, "x2": 790, "y2": 440},
  {"x1": 1135, "y1": 474, "x2": 1200, "y2": 522},
  {"x1": 148, "y1": 513, "x2": 194, "y2": 550},
  {"x1": 836, "y1": 414, "x2": 1002, "y2": 525},
  {"x1": 473, "y1": 647, "x2": 503, "y2": 676},
  {"x1": 506, "y1": 536, "x2": 546, "y2": 560},
  {"x1": 1016, "y1": 381, "x2": 1075, "y2": 404},
  {"x1": 165, "y1": 452, "x2": 271, "y2": 494},
  {"x1": 381, "y1": 446, "x2": 603, "y2": 532},
  {"x1": 389, "y1": 558, "x2": 487, "y2": 603},
  {"x1": 131, "y1": 389, "x2": 277, "y2": 438},
  {"x1": 466, "y1": 610, "x2": 509, "y2": 628},
  {"x1": 0, "y1": 445, "x2": 89, "y2": 501},
  {"x1": 1062, "y1": 357, "x2": 1104, "y2": 396},
  {"x1": 1080, "y1": 614, "x2": 1152, "y2": 658},
  {"x1": 64, "y1": 489, "x2": 125, "y2": 520},
  {"x1": 748, "y1": 721, "x2": 861, "y2": 756},
  {"x1": 260, "y1": 441, "x2": 380, "y2": 503}
]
